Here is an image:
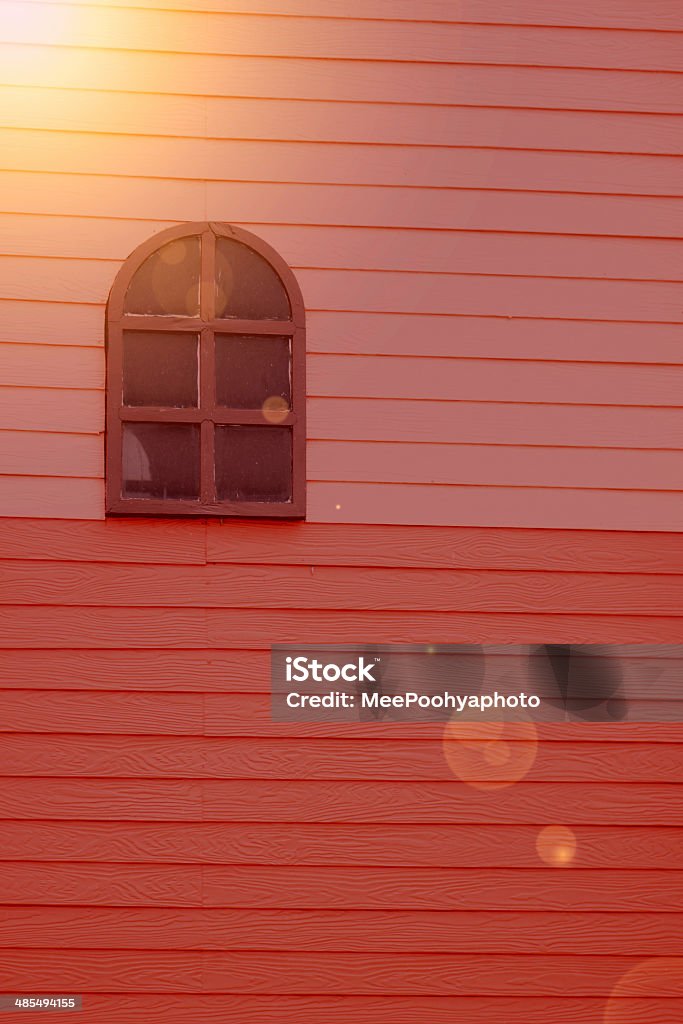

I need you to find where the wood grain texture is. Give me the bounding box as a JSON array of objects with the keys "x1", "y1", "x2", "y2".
[
  {"x1": 1, "y1": 688, "x2": 680, "y2": 741},
  {"x1": 1, "y1": 734, "x2": 681, "y2": 783},
  {"x1": 5, "y1": 560, "x2": 683, "y2": 613},
  {"x1": 0, "y1": 518, "x2": 205, "y2": 563},
  {"x1": 4, "y1": 861, "x2": 683, "y2": 913},
  {"x1": 1, "y1": 904, "x2": 682, "y2": 953},
  {"x1": 3, "y1": 518, "x2": 683, "y2": 573},
  {"x1": 3, "y1": 946, "x2": 683, "y2": 996},
  {"x1": 3, "y1": 3, "x2": 683, "y2": 1009},
  {"x1": 0, "y1": 995, "x2": 674, "y2": 1024},
  {"x1": 205, "y1": 520, "x2": 683, "y2": 573},
  {"x1": 0, "y1": 777, "x2": 681, "y2": 825},
  {"x1": 1, "y1": 644, "x2": 680, "y2": 690},
  {"x1": 0, "y1": 649, "x2": 268, "y2": 689},
  {"x1": 4, "y1": 605, "x2": 683, "y2": 648},
  {"x1": 3, "y1": 821, "x2": 681, "y2": 868}
]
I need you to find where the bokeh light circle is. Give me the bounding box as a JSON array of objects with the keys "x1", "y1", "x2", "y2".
[{"x1": 442, "y1": 710, "x2": 538, "y2": 790}]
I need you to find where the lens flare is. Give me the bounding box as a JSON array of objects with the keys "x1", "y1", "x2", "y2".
[
  {"x1": 442, "y1": 711, "x2": 537, "y2": 790},
  {"x1": 261, "y1": 395, "x2": 290, "y2": 423},
  {"x1": 536, "y1": 825, "x2": 577, "y2": 867},
  {"x1": 604, "y1": 959, "x2": 683, "y2": 1022}
]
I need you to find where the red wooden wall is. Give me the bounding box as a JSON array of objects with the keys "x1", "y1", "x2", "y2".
[
  {"x1": 1, "y1": 1, "x2": 683, "y2": 1021},
  {"x1": 1, "y1": 516, "x2": 683, "y2": 1021}
]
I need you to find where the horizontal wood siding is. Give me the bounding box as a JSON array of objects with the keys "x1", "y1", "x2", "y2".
[
  {"x1": 2, "y1": 4, "x2": 683, "y2": 1021},
  {"x1": 0, "y1": 517, "x2": 682, "y2": 1020},
  {"x1": 1, "y1": 3, "x2": 683, "y2": 528}
]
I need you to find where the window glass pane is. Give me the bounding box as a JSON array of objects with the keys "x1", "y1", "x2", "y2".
[
  {"x1": 122, "y1": 332, "x2": 199, "y2": 407},
  {"x1": 215, "y1": 334, "x2": 290, "y2": 410},
  {"x1": 215, "y1": 237, "x2": 290, "y2": 320},
  {"x1": 122, "y1": 423, "x2": 200, "y2": 500},
  {"x1": 124, "y1": 235, "x2": 200, "y2": 316},
  {"x1": 215, "y1": 425, "x2": 292, "y2": 502}
]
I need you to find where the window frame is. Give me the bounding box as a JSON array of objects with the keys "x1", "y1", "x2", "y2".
[{"x1": 106, "y1": 221, "x2": 306, "y2": 518}]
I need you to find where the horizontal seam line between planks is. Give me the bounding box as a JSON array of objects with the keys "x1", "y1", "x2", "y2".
[
  {"x1": 4, "y1": 860, "x2": 683, "y2": 872},
  {"x1": 8, "y1": 88, "x2": 683, "y2": 118},
  {"x1": 6, "y1": 603, "x2": 683, "y2": 615},
  {"x1": 2, "y1": 86, "x2": 683, "y2": 115},
  {"x1": 9, "y1": 147, "x2": 683, "y2": 174},
  {"x1": 12, "y1": 265, "x2": 683, "y2": 291},
  {"x1": 8, "y1": 34, "x2": 683, "y2": 75},
  {"x1": 5, "y1": 213, "x2": 683, "y2": 245},
  {"x1": 13, "y1": 1, "x2": 683, "y2": 32}
]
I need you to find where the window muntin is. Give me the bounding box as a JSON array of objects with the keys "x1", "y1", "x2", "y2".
[{"x1": 106, "y1": 223, "x2": 305, "y2": 517}]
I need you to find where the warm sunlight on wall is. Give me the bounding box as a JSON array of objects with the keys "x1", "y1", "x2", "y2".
[{"x1": 2, "y1": 0, "x2": 79, "y2": 47}]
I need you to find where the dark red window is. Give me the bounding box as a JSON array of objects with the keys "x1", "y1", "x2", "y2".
[{"x1": 106, "y1": 222, "x2": 305, "y2": 517}]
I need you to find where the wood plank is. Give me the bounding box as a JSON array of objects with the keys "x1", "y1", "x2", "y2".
[
  {"x1": 0, "y1": 297, "x2": 103, "y2": 346},
  {"x1": 0, "y1": 170, "x2": 205, "y2": 222},
  {"x1": 0, "y1": 518, "x2": 206, "y2": 564},
  {"x1": 0, "y1": 994, "x2": 672, "y2": 1024},
  {"x1": 2, "y1": 735, "x2": 681, "y2": 782},
  {"x1": 0, "y1": 430, "x2": 102, "y2": 478},
  {"x1": 7, "y1": 259, "x2": 683, "y2": 323},
  {"x1": 4, "y1": 6, "x2": 683, "y2": 71},
  {"x1": 309, "y1": 397, "x2": 683, "y2": 448},
  {"x1": 6, "y1": 214, "x2": 683, "y2": 285},
  {"x1": 5, "y1": 89, "x2": 683, "y2": 155},
  {"x1": 7, "y1": 172, "x2": 683, "y2": 237},
  {"x1": 0, "y1": 688, "x2": 680, "y2": 742},
  {"x1": 307, "y1": 312, "x2": 683, "y2": 364},
  {"x1": 308, "y1": 481, "x2": 683, "y2": 532},
  {"x1": 308, "y1": 442, "x2": 683, "y2": 490},
  {"x1": 5, "y1": 560, "x2": 683, "y2": 614},
  {"x1": 0, "y1": 342, "x2": 102, "y2": 387},
  {"x1": 0, "y1": 649, "x2": 266, "y2": 689},
  {"x1": 304, "y1": 275, "x2": 683, "y2": 323},
  {"x1": 0, "y1": 476, "x2": 104, "y2": 519},
  {"x1": 2, "y1": 644, "x2": 681, "y2": 691},
  {"x1": 205, "y1": 521, "x2": 683, "y2": 574},
  {"x1": 11, "y1": 340, "x2": 683, "y2": 407},
  {"x1": 21, "y1": 0, "x2": 683, "y2": 31},
  {"x1": 309, "y1": 354, "x2": 683, "y2": 404},
  {"x1": 4, "y1": 43, "x2": 683, "y2": 113},
  {"x1": 204, "y1": 693, "x2": 683, "y2": 742},
  {"x1": 0, "y1": 777, "x2": 681, "y2": 825},
  {"x1": 2, "y1": 605, "x2": 683, "y2": 648},
  {"x1": 0, "y1": 694, "x2": 203, "y2": 735},
  {"x1": 3, "y1": 821, "x2": 681, "y2": 868},
  {"x1": 2, "y1": 862, "x2": 683, "y2": 915},
  {"x1": 1, "y1": 904, "x2": 682, "y2": 953},
  {"x1": 3, "y1": 517, "x2": 683, "y2": 574},
  {"x1": 3, "y1": 948, "x2": 683, "y2": 1000},
  {"x1": 0, "y1": 386, "x2": 102, "y2": 432}
]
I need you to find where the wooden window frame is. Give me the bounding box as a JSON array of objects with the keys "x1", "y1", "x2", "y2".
[{"x1": 106, "y1": 222, "x2": 306, "y2": 518}]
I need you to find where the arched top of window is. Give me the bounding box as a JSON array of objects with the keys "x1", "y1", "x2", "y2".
[{"x1": 106, "y1": 222, "x2": 305, "y2": 518}]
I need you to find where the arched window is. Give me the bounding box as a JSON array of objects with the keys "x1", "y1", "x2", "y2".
[{"x1": 106, "y1": 222, "x2": 305, "y2": 517}]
